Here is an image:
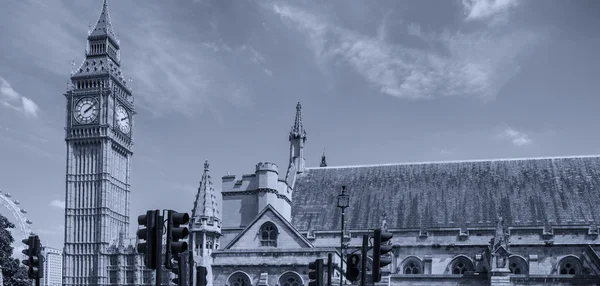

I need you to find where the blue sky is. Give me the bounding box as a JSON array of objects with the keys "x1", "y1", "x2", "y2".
[{"x1": 1, "y1": 0, "x2": 599, "y2": 249}]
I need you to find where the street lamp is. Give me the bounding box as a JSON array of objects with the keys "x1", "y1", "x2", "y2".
[{"x1": 337, "y1": 186, "x2": 350, "y2": 286}]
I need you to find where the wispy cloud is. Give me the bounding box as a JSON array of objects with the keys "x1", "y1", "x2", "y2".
[
  {"x1": 35, "y1": 224, "x2": 65, "y2": 240},
  {"x1": 170, "y1": 183, "x2": 198, "y2": 195},
  {"x1": 126, "y1": 5, "x2": 254, "y2": 117},
  {"x1": 4, "y1": 1, "x2": 84, "y2": 77},
  {"x1": 462, "y1": 0, "x2": 519, "y2": 22},
  {"x1": 49, "y1": 199, "x2": 66, "y2": 210},
  {"x1": 498, "y1": 127, "x2": 532, "y2": 146},
  {"x1": 0, "y1": 77, "x2": 39, "y2": 118},
  {"x1": 0, "y1": 124, "x2": 48, "y2": 144},
  {"x1": 2, "y1": 1, "x2": 258, "y2": 119},
  {"x1": 267, "y1": 2, "x2": 537, "y2": 101}
]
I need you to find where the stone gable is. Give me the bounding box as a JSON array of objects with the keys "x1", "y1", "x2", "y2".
[{"x1": 226, "y1": 205, "x2": 312, "y2": 250}]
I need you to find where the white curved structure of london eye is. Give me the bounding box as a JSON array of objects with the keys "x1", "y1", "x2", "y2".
[{"x1": 0, "y1": 188, "x2": 34, "y2": 258}]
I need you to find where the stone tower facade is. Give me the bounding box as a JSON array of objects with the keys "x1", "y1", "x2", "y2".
[
  {"x1": 63, "y1": 0, "x2": 135, "y2": 285},
  {"x1": 220, "y1": 104, "x2": 306, "y2": 234},
  {"x1": 189, "y1": 160, "x2": 222, "y2": 286}
]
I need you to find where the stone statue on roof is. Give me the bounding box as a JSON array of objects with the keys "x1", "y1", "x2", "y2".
[
  {"x1": 491, "y1": 205, "x2": 511, "y2": 271},
  {"x1": 381, "y1": 211, "x2": 388, "y2": 231}
]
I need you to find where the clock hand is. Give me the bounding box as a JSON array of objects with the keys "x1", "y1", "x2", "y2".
[
  {"x1": 84, "y1": 105, "x2": 93, "y2": 113},
  {"x1": 120, "y1": 117, "x2": 128, "y2": 122}
]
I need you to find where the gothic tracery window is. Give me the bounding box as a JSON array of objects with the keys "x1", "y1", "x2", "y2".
[
  {"x1": 450, "y1": 257, "x2": 474, "y2": 275},
  {"x1": 109, "y1": 256, "x2": 118, "y2": 266},
  {"x1": 228, "y1": 272, "x2": 251, "y2": 286},
  {"x1": 508, "y1": 256, "x2": 528, "y2": 274},
  {"x1": 401, "y1": 258, "x2": 423, "y2": 274},
  {"x1": 279, "y1": 272, "x2": 302, "y2": 286},
  {"x1": 558, "y1": 257, "x2": 582, "y2": 275},
  {"x1": 260, "y1": 222, "x2": 278, "y2": 247}
]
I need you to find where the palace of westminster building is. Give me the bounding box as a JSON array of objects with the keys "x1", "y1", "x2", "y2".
[{"x1": 61, "y1": 1, "x2": 600, "y2": 285}]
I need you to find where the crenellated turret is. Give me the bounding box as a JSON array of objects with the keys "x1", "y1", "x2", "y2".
[
  {"x1": 256, "y1": 162, "x2": 279, "y2": 189},
  {"x1": 255, "y1": 162, "x2": 281, "y2": 215}
]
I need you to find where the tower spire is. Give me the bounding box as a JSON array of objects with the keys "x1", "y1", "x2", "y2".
[
  {"x1": 286, "y1": 102, "x2": 308, "y2": 185},
  {"x1": 192, "y1": 160, "x2": 220, "y2": 220},
  {"x1": 289, "y1": 102, "x2": 307, "y2": 141},
  {"x1": 88, "y1": 0, "x2": 118, "y2": 44},
  {"x1": 320, "y1": 149, "x2": 327, "y2": 167},
  {"x1": 189, "y1": 160, "x2": 221, "y2": 286}
]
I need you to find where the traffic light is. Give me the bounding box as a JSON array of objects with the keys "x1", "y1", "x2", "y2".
[
  {"x1": 22, "y1": 235, "x2": 43, "y2": 279},
  {"x1": 165, "y1": 210, "x2": 190, "y2": 269},
  {"x1": 137, "y1": 210, "x2": 159, "y2": 269},
  {"x1": 170, "y1": 260, "x2": 180, "y2": 285},
  {"x1": 197, "y1": 266, "x2": 208, "y2": 286},
  {"x1": 170, "y1": 254, "x2": 188, "y2": 286},
  {"x1": 345, "y1": 254, "x2": 360, "y2": 282},
  {"x1": 372, "y1": 228, "x2": 393, "y2": 282},
  {"x1": 308, "y1": 259, "x2": 324, "y2": 286}
]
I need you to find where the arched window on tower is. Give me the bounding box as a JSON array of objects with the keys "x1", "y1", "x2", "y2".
[
  {"x1": 448, "y1": 256, "x2": 474, "y2": 275},
  {"x1": 260, "y1": 222, "x2": 278, "y2": 247},
  {"x1": 558, "y1": 256, "x2": 583, "y2": 275},
  {"x1": 206, "y1": 237, "x2": 214, "y2": 249},
  {"x1": 508, "y1": 256, "x2": 528, "y2": 274},
  {"x1": 228, "y1": 272, "x2": 251, "y2": 286},
  {"x1": 278, "y1": 272, "x2": 303, "y2": 286},
  {"x1": 400, "y1": 257, "x2": 423, "y2": 274}
]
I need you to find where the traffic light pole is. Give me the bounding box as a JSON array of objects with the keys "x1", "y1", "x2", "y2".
[
  {"x1": 155, "y1": 213, "x2": 164, "y2": 286},
  {"x1": 35, "y1": 278, "x2": 40, "y2": 286},
  {"x1": 360, "y1": 235, "x2": 368, "y2": 286},
  {"x1": 339, "y1": 208, "x2": 345, "y2": 286},
  {"x1": 327, "y1": 253, "x2": 333, "y2": 286}
]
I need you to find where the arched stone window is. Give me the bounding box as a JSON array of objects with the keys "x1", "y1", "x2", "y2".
[
  {"x1": 260, "y1": 222, "x2": 278, "y2": 247},
  {"x1": 228, "y1": 272, "x2": 251, "y2": 286},
  {"x1": 278, "y1": 271, "x2": 303, "y2": 286},
  {"x1": 449, "y1": 256, "x2": 474, "y2": 275},
  {"x1": 558, "y1": 256, "x2": 583, "y2": 275},
  {"x1": 508, "y1": 256, "x2": 528, "y2": 274},
  {"x1": 401, "y1": 257, "x2": 423, "y2": 274}
]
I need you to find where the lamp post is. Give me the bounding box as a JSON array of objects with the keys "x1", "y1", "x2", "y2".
[{"x1": 337, "y1": 186, "x2": 350, "y2": 286}]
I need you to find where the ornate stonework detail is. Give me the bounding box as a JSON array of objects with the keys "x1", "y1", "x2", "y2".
[{"x1": 63, "y1": 1, "x2": 137, "y2": 285}]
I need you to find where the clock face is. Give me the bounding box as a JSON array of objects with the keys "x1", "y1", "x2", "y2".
[
  {"x1": 115, "y1": 105, "x2": 130, "y2": 134},
  {"x1": 74, "y1": 97, "x2": 99, "y2": 124}
]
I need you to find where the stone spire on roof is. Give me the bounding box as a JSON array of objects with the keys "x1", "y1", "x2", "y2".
[
  {"x1": 289, "y1": 102, "x2": 307, "y2": 141},
  {"x1": 88, "y1": 0, "x2": 118, "y2": 45},
  {"x1": 191, "y1": 160, "x2": 220, "y2": 221},
  {"x1": 492, "y1": 206, "x2": 509, "y2": 252},
  {"x1": 320, "y1": 149, "x2": 327, "y2": 167}
]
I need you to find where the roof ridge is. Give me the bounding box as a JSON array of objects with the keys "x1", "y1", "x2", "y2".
[{"x1": 306, "y1": 155, "x2": 600, "y2": 170}]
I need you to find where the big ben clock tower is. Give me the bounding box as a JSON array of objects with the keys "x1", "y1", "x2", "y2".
[{"x1": 63, "y1": 1, "x2": 134, "y2": 285}]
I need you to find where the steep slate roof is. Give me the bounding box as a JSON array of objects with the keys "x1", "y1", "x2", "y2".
[
  {"x1": 89, "y1": 0, "x2": 118, "y2": 44},
  {"x1": 291, "y1": 156, "x2": 600, "y2": 231}
]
